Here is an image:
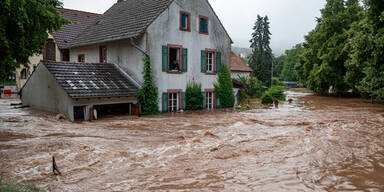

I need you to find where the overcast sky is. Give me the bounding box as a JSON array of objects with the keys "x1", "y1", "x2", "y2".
[{"x1": 61, "y1": 0, "x2": 326, "y2": 55}]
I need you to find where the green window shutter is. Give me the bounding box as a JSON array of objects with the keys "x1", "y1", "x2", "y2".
[
  {"x1": 201, "y1": 50, "x2": 206, "y2": 73},
  {"x1": 162, "y1": 46, "x2": 168, "y2": 72},
  {"x1": 202, "y1": 91, "x2": 206, "y2": 109},
  {"x1": 181, "y1": 13, "x2": 186, "y2": 29},
  {"x1": 162, "y1": 92, "x2": 168, "y2": 113},
  {"x1": 182, "y1": 48, "x2": 188, "y2": 72},
  {"x1": 216, "y1": 52, "x2": 222, "y2": 73},
  {"x1": 182, "y1": 92, "x2": 186, "y2": 110},
  {"x1": 216, "y1": 98, "x2": 221, "y2": 109}
]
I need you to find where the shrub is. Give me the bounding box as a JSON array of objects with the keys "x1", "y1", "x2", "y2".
[
  {"x1": 186, "y1": 82, "x2": 204, "y2": 110},
  {"x1": 261, "y1": 92, "x2": 274, "y2": 105},
  {"x1": 261, "y1": 86, "x2": 286, "y2": 105},
  {"x1": 235, "y1": 105, "x2": 252, "y2": 111},
  {"x1": 268, "y1": 86, "x2": 286, "y2": 101},
  {"x1": 238, "y1": 76, "x2": 264, "y2": 98},
  {"x1": 215, "y1": 66, "x2": 235, "y2": 108},
  {"x1": 272, "y1": 78, "x2": 286, "y2": 87},
  {"x1": 138, "y1": 56, "x2": 159, "y2": 115}
]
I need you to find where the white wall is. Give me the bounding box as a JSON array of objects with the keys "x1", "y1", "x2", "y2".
[
  {"x1": 147, "y1": 0, "x2": 232, "y2": 110},
  {"x1": 21, "y1": 64, "x2": 73, "y2": 118},
  {"x1": 231, "y1": 71, "x2": 251, "y2": 79}
]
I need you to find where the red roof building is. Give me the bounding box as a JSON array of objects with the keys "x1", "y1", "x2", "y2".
[{"x1": 230, "y1": 52, "x2": 252, "y2": 78}]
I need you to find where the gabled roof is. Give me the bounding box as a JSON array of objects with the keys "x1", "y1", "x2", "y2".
[
  {"x1": 230, "y1": 52, "x2": 252, "y2": 72},
  {"x1": 67, "y1": 0, "x2": 174, "y2": 48},
  {"x1": 53, "y1": 8, "x2": 101, "y2": 49},
  {"x1": 43, "y1": 61, "x2": 139, "y2": 99},
  {"x1": 67, "y1": 0, "x2": 232, "y2": 48}
]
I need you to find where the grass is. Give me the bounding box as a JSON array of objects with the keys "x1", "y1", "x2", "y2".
[{"x1": 0, "y1": 177, "x2": 44, "y2": 192}]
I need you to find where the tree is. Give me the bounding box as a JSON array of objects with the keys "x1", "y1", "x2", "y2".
[
  {"x1": 138, "y1": 56, "x2": 159, "y2": 115},
  {"x1": 296, "y1": 0, "x2": 361, "y2": 95},
  {"x1": 214, "y1": 66, "x2": 235, "y2": 108},
  {"x1": 273, "y1": 54, "x2": 285, "y2": 78},
  {"x1": 249, "y1": 15, "x2": 273, "y2": 86},
  {"x1": 345, "y1": 0, "x2": 384, "y2": 99},
  {"x1": 281, "y1": 44, "x2": 305, "y2": 81},
  {"x1": 0, "y1": 0, "x2": 70, "y2": 81}
]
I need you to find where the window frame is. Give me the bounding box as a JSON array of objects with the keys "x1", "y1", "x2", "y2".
[
  {"x1": 167, "y1": 44, "x2": 183, "y2": 74},
  {"x1": 99, "y1": 46, "x2": 107, "y2": 63},
  {"x1": 205, "y1": 48, "x2": 217, "y2": 74},
  {"x1": 167, "y1": 89, "x2": 182, "y2": 112},
  {"x1": 199, "y1": 15, "x2": 209, "y2": 35},
  {"x1": 44, "y1": 39, "x2": 56, "y2": 61},
  {"x1": 78, "y1": 54, "x2": 85, "y2": 63},
  {"x1": 179, "y1": 11, "x2": 191, "y2": 32},
  {"x1": 205, "y1": 89, "x2": 215, "y2": 109}
]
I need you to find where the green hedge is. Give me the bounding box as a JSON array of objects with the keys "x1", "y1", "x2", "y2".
[{"x1": 186, "y1": 82, "x2": 204, "y2": 110}]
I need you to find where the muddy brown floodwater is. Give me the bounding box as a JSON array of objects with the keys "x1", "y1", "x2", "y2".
[{"x1": 0, "y1": 89, "x2": 384, "y2": 192}]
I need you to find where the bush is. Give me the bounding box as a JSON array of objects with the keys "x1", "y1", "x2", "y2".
[
  {"x1": 261, "y1": 92, "x2": 274, "y2": 104},
  {"x1": 238, "y1": 76, "x2": 264, "y2": 98},
  {"x1": 261, "y1": 86, "x2": 286, "y2": 105},
  {"x1": 186, "y1": 82, "x2": 204, "y2": 110},
  {"x1": 268, "y1": 86, "x2": 286, "y2": 101},
  {"x1": 272, "y1": 78, "x2": 286, "y2": 87},
  {"x1": 138, "y1": 56, "x2": 159, "y2": 115},
  {"x1": 235, "y1": 105, "x2": 252, "y2": 111},
  {"x1": 215, "y1": 66, "x2": 235, "y2": 108}
]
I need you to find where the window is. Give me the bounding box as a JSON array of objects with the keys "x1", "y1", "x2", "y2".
[
  {"x1": 169, "y1": 47, "x2": 181, "y2": 71},
  {"x1": 199, "y1": 16, "x2": 208, "y2": 34},
  {"x1": 180, "y1": 11, "x2": 191, "y2": 31},
  {"x1": 162, "y1": 45, "x2": 188, "y2": 73},
  {"x1": 201, "y1": 50, "x2": 221, "y2": 74},
  {"x1": 62, "y1": 49, "x2": 70, "y2": 62},
  {"x1": 206, "y1": 91, "x2": 214, "y2": 109},
  {"x1": 168, "y1": 92, "x2": 180, "y2": 112},
  {"x1": 44, "y1": 39, "x2": 56, "y2": 61},
  {"x1": 78, "y1": 54, "x2": 85, "y2": 63},
  {"x1": 20, "y1": 69, "x2": 28, "y2": 79},
  {"x1": 206, "y1": 51, "x2": 215, "y2": 72},
  {"x1": 99, "y1": 46, "x2": 107, "y2": 63}
]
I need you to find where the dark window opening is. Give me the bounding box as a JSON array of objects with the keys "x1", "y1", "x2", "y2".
[
  {"x1": 99, "y1": 46, "x2": 107, "y2": 63},
  {"x1": 78, "y1": 54, "x2": 85, "y2": 63},
  {"x1": 20, "y1": 69, "x2": 28, "y2": 79},
  {"x1": 199, "y1": 16, "x2": 208, "y2": 34},
  {"x1": 44, "y1": 39, "x2": 56, "y2": 61},
  {"x1": 169, "y1": 47, "x2": 181, "y2": 71},
  {"x1": 62, "y1": 49, "x2": 70, "y2": 61},
  {"x1": 180, "y1": 11, "x2": 190, "y2": 31},
  {"x1": 73, "y1": 106, "x2": 85, "y2": 121},
  {"x1": 94, "y1": 103, "x2": 131, "y2": 119}
]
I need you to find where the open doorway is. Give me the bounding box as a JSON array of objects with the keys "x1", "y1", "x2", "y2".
[
  {"x1": 94, "y1": 103, "x2": 131, "y2": 119},
  {"x1": 74, "y1": 106, "x2": 85, "y2": 121}
]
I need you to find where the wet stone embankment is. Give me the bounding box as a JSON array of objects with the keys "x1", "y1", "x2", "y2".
[{"x1": 0, "y1": 89, "x2": 383, "y2": 191}]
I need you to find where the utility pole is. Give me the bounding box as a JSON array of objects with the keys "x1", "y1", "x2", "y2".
[{"x1": 270, "y1": 59, "x2": 274, "y2": 87}]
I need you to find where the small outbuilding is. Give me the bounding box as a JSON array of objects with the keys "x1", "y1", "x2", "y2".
[
  {"x1": 21, "y1": 61, "x2": 140, "y2": 121},
  {"x1": 230, "y1": 52, "x2": 253, "y2": 79}
]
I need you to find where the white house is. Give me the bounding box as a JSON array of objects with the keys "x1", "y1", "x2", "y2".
[{"x1": 22, "y1": 0, "x2": 232, "y2": 120}]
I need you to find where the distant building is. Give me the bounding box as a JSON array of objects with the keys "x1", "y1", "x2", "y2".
[
  {"x1": 16, "y1": 8, "x2": 100, "y2": 91},
  {"x1": 230, "y1": 52, "x2": 253, "y2": 79}
]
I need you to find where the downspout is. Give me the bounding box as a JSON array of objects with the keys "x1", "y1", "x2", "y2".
[{"x1": 129, "y1": 37, "x2": 149, "y2": 57}]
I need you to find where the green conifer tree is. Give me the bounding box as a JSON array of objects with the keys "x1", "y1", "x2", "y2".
[{"x1": 214, "y1": 66, "x2": 235, "y2": 108}]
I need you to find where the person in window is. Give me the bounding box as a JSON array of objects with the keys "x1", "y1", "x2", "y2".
[{"x1": 170, "y1": 60, "x2": 180, "y2": 71}]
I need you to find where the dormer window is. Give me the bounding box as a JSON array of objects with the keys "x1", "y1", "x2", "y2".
[
  {"x1": 180, "y1": 11, "x2": 191, "y2": 32},
  {"x1": 199, "y1": 16, "x2": 208, "y2": 34}
]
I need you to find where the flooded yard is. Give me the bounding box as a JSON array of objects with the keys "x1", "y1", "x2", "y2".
[{"x1": 0, "y1": 89, "x2": 384, "y2": 191}]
